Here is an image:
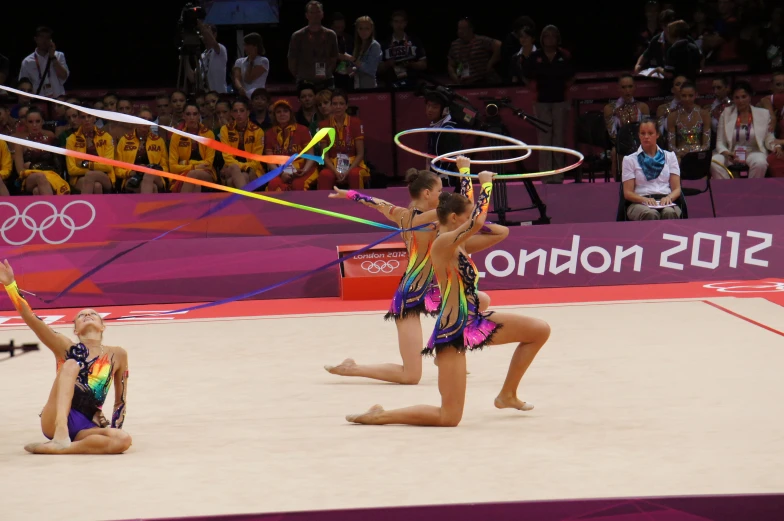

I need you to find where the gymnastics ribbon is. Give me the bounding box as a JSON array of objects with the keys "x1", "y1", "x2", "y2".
[
  {"x1": 107, "y1": 223, "x2": 434, "y2": 319},
  {"x1": 0, "y1": 85, "x2": 322, "y2": 164}
]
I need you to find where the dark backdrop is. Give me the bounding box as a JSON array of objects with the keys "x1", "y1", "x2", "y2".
[{"x1": 0, "y1": 0, "x2": 702, "y2": 90}]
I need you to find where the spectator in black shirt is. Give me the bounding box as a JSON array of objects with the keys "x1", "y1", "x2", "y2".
[
  {"x1": 636, "y1": 1, "x2": 661, "y2": 57},
  {"x1": 501, "y1": 16, "x2": 536, "y2": 82},
  {"x1": 523, "y1": 25, "x2": 575, "y2": 183},
  {"x1": 510, "y1": 26, "x2": 537, "y2": 83},
  {"x1": 379, "y1": 11, "x2": 427, "y2": 89},
  {"x1": 634, "y1": 9, "x2": 677, "y2": 75},
  {"x1": 663, "y1": 20, "x2": 703, "y2": 83},
  {"x1": 294, "y1": 81, "x2": 320, "y2": 137},
  {"x1": 332, "y1": 13, "x2": 354, "y2": 91}
]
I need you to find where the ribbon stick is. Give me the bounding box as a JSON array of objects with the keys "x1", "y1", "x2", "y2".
[{"x1": 0, "y1": 85, "x2": 323, "y2": 164}]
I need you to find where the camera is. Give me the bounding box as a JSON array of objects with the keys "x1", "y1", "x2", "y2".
[
  {"x1": 414, "y1": 82, "x2": 478, "y2": 129},
  {"x1": 178, "y1": 2, "x2": 207, "y2": 55}
]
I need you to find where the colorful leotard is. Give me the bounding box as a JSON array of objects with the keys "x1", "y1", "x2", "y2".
[
  {"x1": 57, "y1": 343, "x2": 115, "y2": 417},
  {"x1": 424, "y1": 183, "x2": 500, "y2": 355}
]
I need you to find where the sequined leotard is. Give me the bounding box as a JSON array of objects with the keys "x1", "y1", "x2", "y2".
[
  {"x1": 424, "y1": 183, "x2": 500, "y2": 355},
  {"x1": 668, "y1": 106, "x2": 710, "y2": 158},
  {"x1": 606, "y1": 97, "x2": 643, "y2": 141}
]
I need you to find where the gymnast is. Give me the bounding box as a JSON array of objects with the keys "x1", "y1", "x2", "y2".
[
  {"x1": 346, "y1": 171, "x2": 551, "y2": 426},
  {"x1": 0, "y1": 260, "x2": 132, "y2": 454},
  {"x1": 325, "y1": 156, "x2": 488, "y2": 384}
]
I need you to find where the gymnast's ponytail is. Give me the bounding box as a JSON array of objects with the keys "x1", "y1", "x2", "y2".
[{"x1": 405, "y1": 168, "x2": 440, "y2": 198}]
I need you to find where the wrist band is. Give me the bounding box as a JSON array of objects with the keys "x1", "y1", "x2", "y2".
[
  {"x1": 4, "y1": 280, "x2": 17, "y2": 292},
  {"x1": 481, "y1": 182, "x2": 493, "y2": 191},
  {"x1": 459, "y1": 167, "x2": 470, "y2": 174}
]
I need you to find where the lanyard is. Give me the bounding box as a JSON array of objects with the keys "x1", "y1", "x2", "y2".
[
  {"x1": 332, "y1": 115, "x2": 351, "y2": 153},
  {"x1": 735, "y1": 112, "x2": 752, "y2": 143}
]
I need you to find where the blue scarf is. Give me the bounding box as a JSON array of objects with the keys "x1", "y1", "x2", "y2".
[{"x1": 637, "y1": 148, "x2": 665, "y2": 181}]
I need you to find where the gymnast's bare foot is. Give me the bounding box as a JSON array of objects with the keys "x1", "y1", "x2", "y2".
[
  {"x1": 346, "y1": 404, "x2": 385, "y2": 424},
  {"x1": 24, "y1": 440, "x2": 70, "y2": 454},
  {"x1": 494, "y1": 394, "x2": 534, "y2": 411},
  {"x1": 324, "y1": 358, "x2": 356, "y2": 376}
]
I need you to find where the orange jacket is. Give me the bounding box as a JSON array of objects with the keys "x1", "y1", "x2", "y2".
[
  {"x1": 168, "y1": 125, "x2": 216, "y2": 177},
  {"x1": 0, "y1": 140, "x2": 12, "y2": 180},
  {"x1": 219, "y1": 121, "x2": 265, "y2": 172},
  {"x1": 115, "y1": 131, "x2": 169, "y2": 180},
  {"x1": 66, "y1": 126, "x2": 116, "y2": 183}
]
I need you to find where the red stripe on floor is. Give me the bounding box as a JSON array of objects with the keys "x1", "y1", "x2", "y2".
[{"x1": 701, "y1": 300, "x2": 784, "y2": 338}]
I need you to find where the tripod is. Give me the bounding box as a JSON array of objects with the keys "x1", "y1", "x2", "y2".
[
  {"x1": 474, "y1": 103, "x2": 552, "y2": 226},
  {"x1": 176, "y1": 46, "x2": 205, "y2": 94}
]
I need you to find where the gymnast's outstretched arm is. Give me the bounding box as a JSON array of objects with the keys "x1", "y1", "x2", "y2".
[
  {"x1": 0, "y1": 259, "x2": 70, "y2": 357},
  {"x1": 329, "y1": 187, "x2": 409, "y2": 223}
]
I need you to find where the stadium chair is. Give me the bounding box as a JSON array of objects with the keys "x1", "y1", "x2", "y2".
[
  {"x1": 679, "y1": 151, "x2": 715, "y2": 217},
  {"x1": 574, "y1": 111, "x2": 612, "y2": 182}
]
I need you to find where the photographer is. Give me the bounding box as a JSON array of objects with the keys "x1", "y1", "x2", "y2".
[
  {"x1": 189, "y1": 21, "x2": 228, "y2": 94},
  {"x1": 115, "y1": 108, "x2": 169, "y2": 194},
  {"x1": 424, "y1": 91, "x2": 461, "y2": 189},
  {"x1": 18, "y1": 26, "x2": 69, "y2": 99}
]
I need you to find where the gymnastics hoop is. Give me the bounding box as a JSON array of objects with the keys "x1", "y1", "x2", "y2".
[
  {"x1": 431, "y1": 145, "x2": 585, "y2": 179},
  {"x1": 393, "y1": 128, "x2": 532, "y2": 163}
]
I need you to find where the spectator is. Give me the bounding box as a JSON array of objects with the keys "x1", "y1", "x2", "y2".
[
  {"x1": 12, "y1": 108, "x2": 68, "y2": 195},
  {"x1": 637, "y1": 1, "x2": 661, "y2": 57},
  {"x1": 604, "y1": 74, "x2": 650, "y2": 174},
  {"x1": 266, "y1": 100, "x2": 317, "y2": 191},
  {"x1": 317, "y1": 89, "x2": 367, "y2": 190},
  {"x1": 66, "y1": 112, "x2": 116, "y2": 194},
  {"x1": 107, "y1": 98, "x2": 134, "y2": 144},
  {"x1": 622, "y1": 117, "x2": 682, "y2": 220},
  {"x1": 347, "y1": 16, "x2": 382, "y2": 89},
  {"x1": 115, "y1": 108, "x2": 168, "y2": 194},
  {"x1": 689, "y1": 4, "x2": 712, "y2": 52},
  {"x1": 315, "y1": 89, "x2": 333, "y2": 120},
  {"x1": 332, "y1": 12, "x2": 354, "y2": 91},
  {"x1": 424, "y1": 91, "x2": 461, "y2": 189},
  {"x1": 199, "y1": 91, "x2": 219, "y2": 131},
  {"x1": 703, "y1": 0, "x2": 740, "y2": 63},
  {"x1": 103, "y1": 93, "x2": 118, "y2": 112},
  {"x1": 760, "y1": 71, "x2": 784, "y2": 129},
  {"x1": 0, "y1": 53, "x2": 9, "y2": 92},
  {"x1": 249, "y1": 88, "x2": 272, "y2": 130},
  {"x1": 15, "y1": 106, "x2": 30, "y2": 135},
  {"x1": 510, "y1": 26, "x2": 537, "y2": 84},
  {"x1": 711, "y1": 81, "x2": 775, "y2": 179},
  {"x1": 705, "y1": 76, "x2": 733, "y2": 137},
  {"x1": 219, "y1": 99, "x2": 265, "y2": 189},
  {"x1": 10, "y1": 78, "x2": 33, "y2": 119},
  {"x1": 634, "y1": 9, "x2": 677, "y2": 75},
  {"x1": 380, "y1": 10, "x2": 427, "y2": 89},
  {"x1": 501, "y1": 16, "x2": 536, "y2": 82},
  {"x1": 0, "y1": 105, "x2": 16, "y2": 136},
  {"x1": 153, "y1": 93, "x2": 173, "y2": 138},
  {"x1": 18, "y1": 26, "x2": 69, "y2": 98},
  {"x1": 656, "y1": 74, "x2": 687, "y2": 135},
  {"x1": 170, "y1": 90, "x2": 187, "y2": 128},
  {"x1": 213, "y1": 100, "x2": 231, "y2": 135},
  {"x1": 57, "y1": 105, "x2": 81, "y2": 146},
  {"x1": 288, "y1": 1, "x2": 339, "y2": 89},
  {"x1": 666, "y1": 81, "x2": 711, "y2": 161},
  {"x1": 233, "y1": 33, "x2": 269, "y2": 99},
  {"x1": 523, "y1": 25, "x2": 575, "y2": 183},
  {"x1": 662, "y1": 20, "x2": 703, "y2": 83},
  {"x1": 762, "y1": 7, "x2": 782, "y2": 70},
  {"x1": 295, "y1": 82, "x2": 319, "y2": 136},
  {"x1": 168, "y1": 102, "x2": 216, "y2": 193},
  {"x1": 196, "y1": 21, "x2": 228, "y2": 93},
  {"x1": 0, "y1": 138, "x2": 10, "y2": 196},
  {"x1": 448, "y1": 18, "x2": 502, "y2": 85},
  {"x1": 761, "y1": 84, "x2": 784, "y2": 177}
]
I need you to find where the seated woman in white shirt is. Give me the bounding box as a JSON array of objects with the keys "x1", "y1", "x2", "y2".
[
  {"x1": 710, "y1": 81, "x2": 775, "y2": 179},
  {"x1": 622, "y1": 117, "x2": 682, "y2": 221},
  {"x1": 233, "y1": 33, "x2": 269, "y2": 99}
]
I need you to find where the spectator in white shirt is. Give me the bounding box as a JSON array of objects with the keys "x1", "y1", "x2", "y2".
[
  {"x1": 194, "y1": 21, "x2": 228, "y2": 93},
  {"x1": 622, "y1": 117, "x2": 682, "y2": 220},
  {"x1": 18, "y1": 26, "x2": 69, "y2": 98},
  {"x1": 233, "y1": 33, "x2": 269, "y2": 99}
]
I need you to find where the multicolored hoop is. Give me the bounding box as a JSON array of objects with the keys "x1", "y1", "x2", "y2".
[
  {"x1": 431, "y1": 145, "x2": 585, "y2": 179},
  {"x1": 393, "y1": 128, "x2": 532, "y2": 163}
]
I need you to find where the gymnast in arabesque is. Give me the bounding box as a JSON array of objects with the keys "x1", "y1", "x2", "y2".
[
  {"x1": 325, "y1": 156, "x2": 489, "y2": 384},
  {"x1": 346, "y1": 171, "x2": 551, "y2": 426},
  {"x1": 1, "y1": 260, "x2": 132, "y2": 454}
]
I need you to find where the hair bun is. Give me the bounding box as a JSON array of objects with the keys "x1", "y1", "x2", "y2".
[
  {"x1": 438, "y1": 192, "x2": 453, "y2": 203},
  {"x1": 404, "y1": 168, "x2": 420, "y2": 184}
]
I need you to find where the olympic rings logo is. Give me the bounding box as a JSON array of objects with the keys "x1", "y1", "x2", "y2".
[
  {"x1": 0, "y1": 200, "x2": 96, "y2": 246},
  {"x1": 704, "y1": 281, "x2": 784, "y2": 293},
  {"x1": 361, "y1": 260, "x2": 400, "y2": 274}
]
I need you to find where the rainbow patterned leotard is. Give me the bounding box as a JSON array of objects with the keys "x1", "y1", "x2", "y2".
[
  {"x1": 385, "y1": 208, "x2": 441, "y2": 321},
  {"x1": 57, "y1": 343, "x2": 115, "y2": 414}
]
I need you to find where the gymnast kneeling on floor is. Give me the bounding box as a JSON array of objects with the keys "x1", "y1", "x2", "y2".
[{"x1": 0, "y1": 260, "x2": 132, "y2": 455}]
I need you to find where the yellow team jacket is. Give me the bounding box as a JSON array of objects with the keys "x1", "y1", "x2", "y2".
[
  {"x1": 169, "y1": 125, "x2": 217, "y2": 180},
  {"x1": 219, "y1": 121, "x2": 265, "y2": 173},
  {"x1": 115, "y1": 131, "x2": 169, "y2": 187},
  {"x1": 66, "y1": 126, "x2": 116, "y2": 185},
  {"x1": 0, "y1": 140, "x2": 12, "y2": 181}
]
